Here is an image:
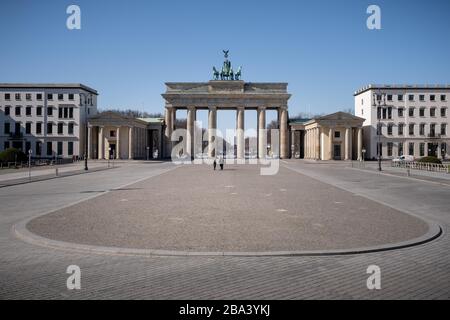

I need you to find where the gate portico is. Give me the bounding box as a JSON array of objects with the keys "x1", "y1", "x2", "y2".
[
  {"x1": 162, "y1": 81, "x2": 291, "y2": 159},
  {"x1": 161, "y1": 52, "x2": 291, "y2": 159}
]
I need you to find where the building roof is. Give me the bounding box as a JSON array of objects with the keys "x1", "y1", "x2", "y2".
[
  {"x1": 354, "y1": 84, "x2": 450, "y2": 96},
  {"x1": 289, "y1": 118, "x2": 311, "y2": 125},
  {"x1": 138, "y1": 117, "x2": 164, "y2": 124},
  {"x1": 0, "y1": 83, "x2": 98, "y2": 95}
]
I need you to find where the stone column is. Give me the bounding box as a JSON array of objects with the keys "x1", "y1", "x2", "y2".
[
  {"x1": 87, "y1": 126, "x2": 92, "y2": 159},
  {"x1": 116, "y1": 127, "x2": 120, "y2": 159},
  {"x1": 186, "y1": 106, "x2": 195, "y2": 159},
  {"x1": 208, "y1": 106, "x2": 217, "y2": 158},
  {"x1": 306, "y1": 130, "x2": 309, "y2": 159},
  {"x1": 128, "y1": 126, "x2": 133, "y2": 159},
  {"x1": 98, "y1": 126, "x2": 104, "y2": 159},
  {"x1": 357, "y1": 127, "x2": 363, "y2": 160},
  {"x1": 236, "y1": 107, "x2": 245, "y2": 159},
  {"x1": 344, "y1": 127, "x2": 351, "y2": 160},
  {"x1": 328, "y1": 128, "x2": 333, "y2": 160},
  {"x1": 164, "y1": 107, "x2": 173, "y2": 158},
  {"x1": 316, "y1": 128, "x2": 320, "y2": 160},
  {"x1": 280, "y1": 107, "x2": 288, "y2": 159},
  {"x1": 257, "y1": 107, "x2": 266, "y2": 159},
  {"x1": 291, "y1": 129, "x2": 295, "y2": 159}
]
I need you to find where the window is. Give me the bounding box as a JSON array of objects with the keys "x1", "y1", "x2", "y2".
[
  {"x1": 388, "y1": 107, "x2": 392, "y2": 119},
  {"x1": 5, "y1": 93, "x2": 10, "y2": 100},
  {"x1": 26, "y1": 123, "x2": 31, "y2": 134},
  {"x1": 47, "y1": 106, "x2": 53, "y2": 116},
  {"x1": 334, "y1": 131, "x2": 340, "y2": 138},
  {"x1": 36, "y1": 142, "x2": 41, "y2": 156},
  {"x1": 37, "y1": 106, "x2": 42, "y2": 116},
  {"x1": 36, "y1": 93, "x2": 42, "y2": 100},
  {"x1": 15, "y1": 93, "x2": 21, "y2": 100},
  {"x1": 430, "y1": 107, "x2": 436, "y2": 117},
  {"x1": 419, "y1": 95, "x2": 425, "y2": 101},
  {"x1": 68, "y1": 123, "x2": 74, "y2": 135},
  {"x1": 58, "y1": 94, "x2": 64, "y2": 100},
  {"x1": 387, "y1": 95, "x2": 392, "y2": 101},
  {"x1": 382, "y1": 108, "x2": 387, "y2": 119},
  {"x1": 430, "y1": 95, "x2": 435, "y2": 102},
  {"x1": 441, "y1": 108, "x2": 447, "y2": 117},
  {"x1": 110, "y1": 130, "x2": 116, "y2": 137},
  {"x1": 387, "y1": 142, "x2": 393, "y2": 157},
  {"x1": 15, "y1": 123, "x2": 21, "y2": 134},
  {"x1": 430, "y1": 124, "x2": 436, "y2": 137},
  {"x1": 47, "y1": 93, "x2": 53, "y2": 100},
  {"x1": 26, "y1": 93, "x2": 32, "y2": 101},
  {"x1": 69, "y1": 94, "x2": 74, "y2": 100},
  {"x1": 408, "y1": 94, "x2": 414, "y2": 101},
  {"x1": 47, "y1": 123, "x2": 53, "y2": 134},
  {"x1": 409, "y1": 107, "x2": 414, "y2": 117},
  {"x1": 68, "y1": 142, "x2": 73, "y2": 156},
  {"x1": 377, "y1": 107, "x2": 381, "y2": 120},
  {"x1": 36, "y1": 122, "x2": 42, "y2": 134},
  {"x1": 398, "y1": 123, "x2": 404, "y2": 135},
  {"x1": 15, "y1": 106, "x2": 21, "y2": 116},
  {"x1": 4, "y1": 106, "x2": 10, "y2": 115},
  {"x1": 57, "y1": 142, "x2": 63, "y2": 156},
  {"x1": 4, "y1": 123, "x2": 10, "y2": 134},
  {"x1": 409, "y1": 124, "x2": 415, "y2": 136},
  {"x1": 58, "y1": 107, "x2": 63, "y2": 119},
  {"x1": 64, "y1": 107, "x2": 68, "y2": 118},
  {"x1": 419, "y1": 124, "x2": 425, "y2": 135},
  {"x1": 441, "y1": 143, "x2": 447, "y2": 156},
  {"x1": 58, "y1": 123, "x2": 64, "y2": 135},
  {"x1": 409, "y1": 143, "x2": 415, "y2": 156},
  {"x1": 420, "y1": 143, "x2": 425, "y2": 157},
  {"x1": 69, "y1": 107, "x2": 73, "y2": 118},
  {"x1": 441, "y1": 124, "x2": 447, "y2": 136},
  {"x1": 26, "y1": 106, "x2": 32, "y2": 116},
  {"x1": 47, "y1": 142, "x2": 52, "y2": 156},
  {"x1": 4, "y1": 141, "x2": 10, "y2": 150},
  {"x1": 398, "y1": 95, "x2": 404, "y2": 101},
  {"x1": 387, "y1": 123, "x2": 393, "y2": 135},
  {"x1": 441, "y1": 95, "x2": 446, "y2": 101},
  {"x1": 419, "y1": 108, "x2": 425, "y2": 117},
  {"x1": 377, "y1": 123, "x2": 382, "y2": 135},
  {"x1": 398, "y1": 142, "x2": 404, "y2": 156}
]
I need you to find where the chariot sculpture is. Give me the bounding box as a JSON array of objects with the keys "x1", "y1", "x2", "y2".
[{"x1": 212, "y1": 50, "x2": 242, "y2": 81}]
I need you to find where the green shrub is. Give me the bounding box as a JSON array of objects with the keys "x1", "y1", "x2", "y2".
[
  {"x1": 0, "y1": 148, "x2": 27, "y2": 163},
  {"x1": 417, "y1": 156, "x2": 442, "y2": 164}
]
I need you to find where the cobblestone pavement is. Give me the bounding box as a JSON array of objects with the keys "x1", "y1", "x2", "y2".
[{"x1": 0, "y1": 161, "x2": 449, "y2": 299}]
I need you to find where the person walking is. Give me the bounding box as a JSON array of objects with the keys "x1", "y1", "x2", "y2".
[
  {"x1": 219, "y1": 155, "x2": 224, "y2": 170},
  {"x1": 213, "y1": 157, "x2": 217, "y2": 170}
]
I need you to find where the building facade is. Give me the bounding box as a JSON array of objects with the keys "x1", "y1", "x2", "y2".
[
  {"x1": 355, "y1": 85, "x2": 450, "y2": 160},
  {"x1": 290, "y1": 112, "x2": 364, "y2": 160},
  {"x1": 0, "y1": 83, "x2": 98, "y2": 159},
  {"x1": 87, "y1": 112, "x2": 164, "y2": 160}
]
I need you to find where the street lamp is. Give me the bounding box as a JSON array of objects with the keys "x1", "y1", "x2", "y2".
[
  {"x1": 374, "y1": 91, "x2": 386, "y2": 171},
  {"x1": 28, "y1": 149, "x2": 32, "y2": 181},
  {"x1": 80, "y1": 93, "x2": 89, "y2": 171}
]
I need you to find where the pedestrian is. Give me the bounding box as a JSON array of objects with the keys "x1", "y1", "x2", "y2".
[
  {"x1": 219, "y1": 155, "x2": 224, "y2": 170},
  {"x1": 213, "y1": 158, "x2": 217, "y2": 170}
]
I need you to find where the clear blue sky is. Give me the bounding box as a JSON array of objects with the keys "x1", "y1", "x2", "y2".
[{"x1": 1, "y1": 0, "x2": 449, "y2": 134}]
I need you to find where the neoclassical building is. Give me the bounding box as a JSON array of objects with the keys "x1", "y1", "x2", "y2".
[
  {"x1": 87, "y1": 112, "x2": 164, "y2": 160},
  {"x1": 290, "y1": 112, "x2": 364, "y2": 160}
]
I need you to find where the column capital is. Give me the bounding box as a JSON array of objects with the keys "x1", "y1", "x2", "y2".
[
  {"x1": 279, "y1": 105, "x2": 288, "y2": 111},
  {"x1": 258, "y1": 106, "x2": 267, "y2": 111},
  {"x1": 236, "y1": 106, "x2": 245, "y2": 111},
  {"x1": 187, "y1": 106, "x2": 196, "y2": 111},
  {"x1": 208, "y1": 106, "x2": 217, "y2": 111}
]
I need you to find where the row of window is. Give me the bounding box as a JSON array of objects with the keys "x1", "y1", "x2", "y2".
[
  {"x1": 378, "y1": 123, "x2": 447, "y2": 136},
  {"x1": 376, "y1": 94, "x2": 447, "y2": 103},
  {"x1": 3, "y1": 141, "x2": 74, "y2": 156},
  {"x1": 3, "y1": 122, "x2": 75, "y2": 135},
  {"x1": 379, "y1": 142, "x2": 447, "y2": 157},
  {"x1": 3, "y1": 93, "x2": 75, "y2": 101},
  {"x1": 376, "y1": 106, "x2": 447, "y2": 119},
  {"x1": 2, "y1": 106, "x2": 75, "y2": 118}
]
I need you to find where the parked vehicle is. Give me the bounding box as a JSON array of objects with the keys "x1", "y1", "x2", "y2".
[{"x1": 392, "y1": 155, "x2": 415, "y2": 162}]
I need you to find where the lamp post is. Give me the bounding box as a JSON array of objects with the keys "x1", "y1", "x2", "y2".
[
  {"x1": 28, "y1": 149, "x2": 32, "y2": 181},
  {"x1": 80, "y1": 93, "x2": 89, "y2": 171},
  {"x1": 374, "y1": 91, "x2": 386, "y2": 171}
]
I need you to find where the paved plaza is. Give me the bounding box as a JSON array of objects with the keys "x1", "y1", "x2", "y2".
[{"x1": 0, "y1": 161, "x2": 449, "y2": 299}]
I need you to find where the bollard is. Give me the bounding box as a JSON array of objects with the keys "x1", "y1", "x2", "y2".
[
  {"x1": 55, "y1": 168, "x2": 59, "y2": 177},
  {"x1": 406, "y1": 168, "x2": 410, "y2": 177}
]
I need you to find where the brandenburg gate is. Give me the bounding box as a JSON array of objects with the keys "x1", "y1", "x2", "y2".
[{"x1": 162, "y1": 51, "x2": 291, "y2": 159}]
